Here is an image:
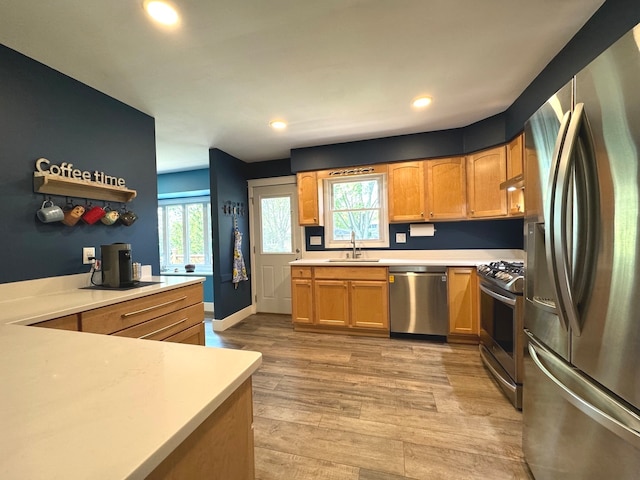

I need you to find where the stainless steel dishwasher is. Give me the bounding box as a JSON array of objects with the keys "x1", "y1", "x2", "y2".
[{"x1": 389, "y1": 266, "x2": 448, "y2": 338}]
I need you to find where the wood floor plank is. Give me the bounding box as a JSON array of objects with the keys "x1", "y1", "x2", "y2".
[{"x1": 209, "y1": 314, "x2": 533, "y2": 479}]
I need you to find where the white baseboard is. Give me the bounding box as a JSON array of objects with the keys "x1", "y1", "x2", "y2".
[
  {"x1": 204, "y1": 302, "x2": 214, "y2": 315},
  {"x1": 211, "y1": 304, "x2": 254, "y2": 331}
]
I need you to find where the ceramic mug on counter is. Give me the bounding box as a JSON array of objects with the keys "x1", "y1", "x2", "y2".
[{"x1": 37, "y1": 200, "x2": 64, "y2": 223}]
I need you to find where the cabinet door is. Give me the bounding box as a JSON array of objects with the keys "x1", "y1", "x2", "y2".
[
  {"x1": 297, "y1": 172, "x2": 321, "y2": 225},
  {"x1": 466, "y1": 146, "x2": 507, "y2": 218},
  {"x1": 33, "y1": 314, "x2": 79, "y2": 331},
  {"x1": 388, "y1": 161, "x2": 425, "y2": 222},
  {"x1": 350, "y1": 280, "x2": 389, "y2": 330},
  {"x1": 314, "y1": 280, "x2": 349, "y2": 326},
  {"x1": 425, "y1": 157, "x2": 467, "y2": 220},
  {"x1": 447, "y1": 267, "x2": 479, "y2": 337},
  {"x1": 506, "y1": 133, "x2": 525, "y2": 216},
  {"x1": 291, "y1": 278, "x2": 314, "y2": 324}
]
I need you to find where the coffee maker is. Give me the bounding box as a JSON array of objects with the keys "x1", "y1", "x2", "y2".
[{"x1": 101, "y1": 243, "x2": 134, "y2": 288}]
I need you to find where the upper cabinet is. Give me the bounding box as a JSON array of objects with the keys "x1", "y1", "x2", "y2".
[
  {"x1": 296, "y1": 171, "x2": 322, "y2": 226},
  {"x1": 505, "y1": 133, "x2": 525, "y2": 216},
  {"x1": 425, "y1": 157, "x2": 467, "y2": 220},
  {"x1": 388, "y1": 161, "x2": 425, "y2": 222},
  {"x1": 466, "y1": 146, "x2": 507, "y2": 218}
]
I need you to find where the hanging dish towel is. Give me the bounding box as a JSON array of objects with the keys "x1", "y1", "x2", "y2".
[{"x1": 232, "y1": 225, "x2": 248, "y2": 288}]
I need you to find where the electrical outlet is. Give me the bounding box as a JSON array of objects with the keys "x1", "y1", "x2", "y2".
[{"x1": 83, "y1": 247, "x2": 96, "y2": 264}]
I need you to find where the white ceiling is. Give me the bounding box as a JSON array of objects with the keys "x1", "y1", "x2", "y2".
[{"x1": 0, "y1": 0, "x2": 604, "y2": 173}]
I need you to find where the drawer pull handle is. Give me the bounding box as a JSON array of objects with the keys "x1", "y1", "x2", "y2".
[
  {"x1": 121, "y1": 296, "x2": 188, "y2": 318},
  {"x1": 139, "y1": 318, "x2": 188, "y2": 339}
]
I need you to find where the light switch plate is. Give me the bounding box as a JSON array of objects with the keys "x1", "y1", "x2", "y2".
[
  {"x1": 310, "y1": 236, "x2": 322, "y2": 246},
  {"x1": 395, "y1": 232, "x2": 407, "y2": 244}
]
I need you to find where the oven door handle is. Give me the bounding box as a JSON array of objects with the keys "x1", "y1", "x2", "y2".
[{"x1": 479, "y1": 283, "x2": 517, "y2": 306}]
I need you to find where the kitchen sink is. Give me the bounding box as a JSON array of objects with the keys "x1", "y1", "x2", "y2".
[{"x1": 327, "y1": 258, "x2": 380, "y2": 262}]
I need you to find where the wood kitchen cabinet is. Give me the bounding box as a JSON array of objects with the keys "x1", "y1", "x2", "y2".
[
  {"x1": 447, "y1": 267, "x2": 479, "y2": 343},
  {"x1": 297, "y1": 171, "x2": 322, "y2": 226},
  {"x1": 33, "y1": 313, "x2": 80, "y2": 331},
  {"x1": 425, "y1": 156, "x2": 467, "y2": 220},
  {"x1": 466, "y1": 146, "x2": 508, "y2": 218},
  {"x1": 506, "y1": 133, "x2": 525, "y2": 216},
  {"x1": 293, "y1": 266, "x2": 389, "y2": 336},
  {"x1": 291, "y1": 266, "x2": 314, "y2": 324},
  {"x1": 388, "y1": 161, "x2": 425, "y2": 222}
]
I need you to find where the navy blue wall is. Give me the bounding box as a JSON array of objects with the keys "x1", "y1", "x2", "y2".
[
  {"x1": 246, "y1": 158, "x2": 292, "y2": 179},
  {"x1": 209, "y1": 149, "x2": 252, "y2": 319},
  {"x1": 0, "y1": 44, "x2": 159, "y2": 284},
  {"x1": 305, "y1": 220, "x2": 523, "y2": 251},
  {"x1": 157, "y1": 168, "x2": 210, "y2": 198}
]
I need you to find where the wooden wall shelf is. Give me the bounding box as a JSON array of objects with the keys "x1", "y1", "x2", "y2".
[{"x1": 33, "y1": 173, "x2": 137, "y2": 203}]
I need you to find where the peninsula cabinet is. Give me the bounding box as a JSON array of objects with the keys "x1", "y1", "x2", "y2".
[
  {"x1": 447, "y1": 267, "x2": 479, "y2": 344},
  {"x1": 291, "y1": 266, "x2": 313, "y2": 324},
  {"x1": 425, "y1": 156, "x2": 467, "y2": 220},
  {"x1": 388, "y1": 161, "x2": 425, "y2": 222},
  {"x1": 292, "y1": 266, "x2": 389, "y2": 336},
  {"x1": 506, "y1": 133, "x2": 525, "y2": 216},
  {"x1": 466, "y1": 146, "x2": 508, "y2": 218},
  {"x1": 297, "y1": 171, "x2": 322, "y2": 226},
  {"x1": 33, "y1": 284, "x2": 206, "y2": 346}
]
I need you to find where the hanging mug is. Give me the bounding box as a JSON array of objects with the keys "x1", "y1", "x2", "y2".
[
  {"x1": 120, "y1": 207, "x2": 138, "y2": 226},
  {"x1": 37, "y1": 200, "x2": 64, "y2": 223},
  {"x1": 100, "y1": 205, "x2": 120, "y2": 225},
  {"x1": 62, "y1": 202, "x2": 86, "y2": 226},
  {"x1": 82, "y1": 204, "x2": 106, "y2": 224}
]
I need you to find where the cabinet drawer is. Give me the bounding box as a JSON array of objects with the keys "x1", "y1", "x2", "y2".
[
  {"x1": 164, "y1": 322, "x2": 205, "y2": 345},
  {"x1": 81, "y1": 284, "x2": 203, "y2": 334},
  {"x1": 314, "y1": 266, "x2": 387, "y2": 281},
  {"x1": 112, "y1": 303, "x2": 204, "y2": 341},
  {"x1": 33, "y1": 314, "x2": 80, "y2": 331},
  {"x1": 291, "y1": 266, "x2": 312, "y2": 279}
]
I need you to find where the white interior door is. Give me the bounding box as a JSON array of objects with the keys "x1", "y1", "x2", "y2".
[{"x1": 252, "y1": 182, "x2": 301, "y2": 314}]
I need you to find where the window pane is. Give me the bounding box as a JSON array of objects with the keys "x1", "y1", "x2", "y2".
[
  {"x1": 187, "y1": 204, "x2": 205, "y2": 264},
  {"x1": 261, "y1": 196, "x2": 292, "y2": 253},
  {"x1": 333, "y1": 210, "x2": 380, "y2": 240},
  {"x1": 332, "y1": 179, "x2": 379, "y2": 211},
  {"x1": 167, "y1": 205, "x2": 184, "y2": 265}
]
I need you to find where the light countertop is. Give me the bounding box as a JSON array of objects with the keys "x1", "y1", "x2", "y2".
[
  {"x1": 290, "y1": 248, "x2": 523, "y2": 267},
  {"x1": 1, "y1": 275, "x2": 205, "y2": 326},
  {"x1": 0, "y1": 274, "x2": 262, "y2": 479}
]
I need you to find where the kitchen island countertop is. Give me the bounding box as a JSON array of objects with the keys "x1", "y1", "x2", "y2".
[{"x1": 0, "y1": 274, "x2": 262, "y2": 479}]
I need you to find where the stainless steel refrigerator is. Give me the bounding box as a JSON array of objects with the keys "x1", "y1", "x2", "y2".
[{"x1": 523, "y1": 23, "x2": 640, "y2": 479}]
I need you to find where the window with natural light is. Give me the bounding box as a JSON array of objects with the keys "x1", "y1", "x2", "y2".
[
  {"x1": 261, "y1": 196, "x2": 293, "y2": 253},
  {"x1": 323, "y1": 174, "x2": 388, "y2": 248},
  {"x1": 158, "y1": 197, "x2": 212, "y2": 272}
]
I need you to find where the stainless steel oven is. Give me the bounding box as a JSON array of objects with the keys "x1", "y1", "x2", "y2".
[{"x1": 477, "y1": 261, "x2": 524, "y2": 409}]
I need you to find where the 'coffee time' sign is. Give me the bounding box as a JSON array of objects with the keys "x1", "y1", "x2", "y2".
[{"x1": 35, "y1": 157, "x2": 127, "y2": 187}]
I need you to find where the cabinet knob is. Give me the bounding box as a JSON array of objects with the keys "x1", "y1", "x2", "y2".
[
  {"x1": 430, "y1": 212, "x2": 433, "y2": 217},
  {"x1": 421, "y1": 212, "x2": 424, "y2": 217}
]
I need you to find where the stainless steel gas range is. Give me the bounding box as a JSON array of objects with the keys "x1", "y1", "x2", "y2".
[{"x1": 476, "y1": 261, "x2": 524, "y2": 409}]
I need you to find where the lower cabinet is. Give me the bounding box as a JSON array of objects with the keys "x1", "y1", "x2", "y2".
[
  {"x1": 292, "y1": 266, "x2": 389, "y2": 336},
  {"x1": 31, "y1": 284, "x2": 206, "y2": 346},
  {"x1": 146, "y1": 378, "x2": 255, "y2": 480},
  {"x1": 447, "y1": 267, "x2": 479, "y2": 343}
]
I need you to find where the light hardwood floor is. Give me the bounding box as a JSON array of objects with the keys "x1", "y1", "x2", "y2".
[{"x1": 205, "y1": 315, "x2": 533, "y2": 480}]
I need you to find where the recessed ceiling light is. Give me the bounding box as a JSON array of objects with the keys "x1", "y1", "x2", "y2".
[
  {"x1": 412, "y1": 96, "x2": 433, "y2": 108},
  {"x1": 144, "y1": 1, "x2": 179, "y2": 26},
  {"x1": 269, "y1": 120, "x2": 287, "y2": 130}
]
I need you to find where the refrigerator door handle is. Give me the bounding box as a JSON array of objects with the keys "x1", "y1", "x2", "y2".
[
  {"x1": 551, "y1": 103, "x2": 585, "y2": 335},
  {"x1": 544, "y1": 110, "x2": 572, "y2": 330},
  {"x1": 528, "y1": 336, "x2": 640, "y2": 449}
]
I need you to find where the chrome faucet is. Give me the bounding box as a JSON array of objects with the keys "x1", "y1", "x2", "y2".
[{"x1": 350, "y1": 231, "x2": 359, "y2": 258}]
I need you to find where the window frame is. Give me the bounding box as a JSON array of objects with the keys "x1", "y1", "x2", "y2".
[
  {"x1": 323, "y1": 173, "x2": 389, "y2": 249},
  {"x1": 158, "y1": 196, "x2": 212, "y2": 272}
]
